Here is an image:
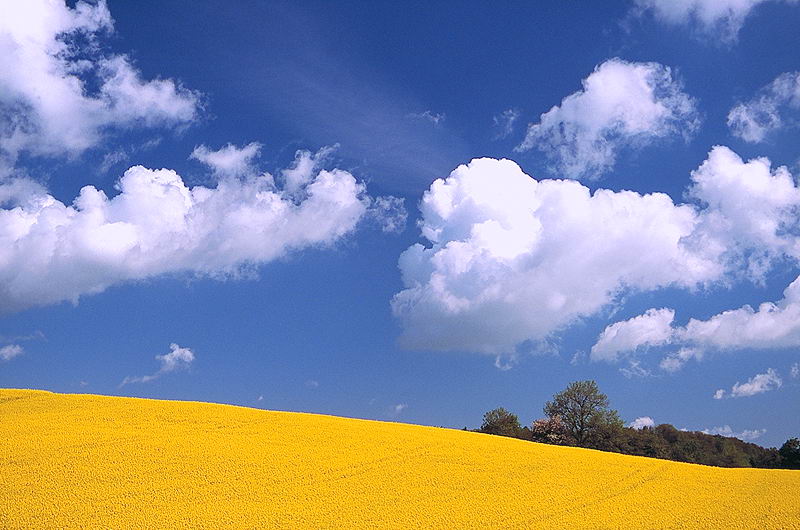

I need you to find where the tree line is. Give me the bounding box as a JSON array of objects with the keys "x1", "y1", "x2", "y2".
[{"x1": 474, "y1": 380, "x2": 800, "y2": 469}]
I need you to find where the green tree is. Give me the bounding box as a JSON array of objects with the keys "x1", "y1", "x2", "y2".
[
  {"x1": 779, "y1": 438, "x2": 800, "y2": 469},
  {"x1": 543, "y1": 380, "x2": 621, "y2": 448},
  {"x1": 480, "y1": 407, "x2": 522, "y2": 438},
  {"x1": 530, "y1": 416, "x2": 568, "y2": 445}
]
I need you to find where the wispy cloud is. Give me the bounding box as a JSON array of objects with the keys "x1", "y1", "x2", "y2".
[
  {"x1": 407, "y1": 110, "x2": 446, "y2": 126},
  {"x1": 236, "y1": 5, "x2": 470, "y2": 193},
  {"x1": 0, "y1": 344, "x2": 23, "y2": 362},
  {"x1": 620, "y1": 360, "x2": 652, "y2": 379},
  {"x1": 492, "y1": 108, "x2": 520, "y2": 139},
  {"x1": 713, "y1": 368, "x2": 782, "y2": 399},
  {"x1": 728, "y1": 71, "x2": 800, "y2": 142},
  {"x1": 120, "y1": 343, "x2": 195, "y2": 387},
  {"x1": 389, "y1": 403, "x2": 408, "y2": 417}
]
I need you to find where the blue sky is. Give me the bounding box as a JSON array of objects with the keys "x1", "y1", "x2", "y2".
[{"x1": 1, "y1": 0, "x2": 799, "y2": 447}]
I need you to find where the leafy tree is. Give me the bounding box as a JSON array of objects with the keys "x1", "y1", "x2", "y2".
[
  {"x1": 654, "y1": 424, "x2": 680, "y2": 444},
  {"x1": 622, "y1": 426, "x2": 671, "y2": 459},
  {"x1": 480, "y1": 407, "x2": 521, "y2": 437},
  {"x1": 779, "y1": 438, "x2": 800, "y2": 469},
  {"x1": 543, "y1": 380, "x2": 621, "y2": 448},
  {"x1": 585, "y1": 412, "x2": 625, "y2": 451},
  {"x1": 530, "y1": 416, "x2": 568, "y2": 445}
]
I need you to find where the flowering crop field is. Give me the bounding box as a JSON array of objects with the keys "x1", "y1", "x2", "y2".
[{"x1": 1, "y1": 389, "x2": 798, "y2": 528}]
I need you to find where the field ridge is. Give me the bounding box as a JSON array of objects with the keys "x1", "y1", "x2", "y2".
[{"x1": 1, "y1": 389, "x2": 798, "y2": 528}]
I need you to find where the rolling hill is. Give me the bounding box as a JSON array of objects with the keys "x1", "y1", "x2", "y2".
[{"x1": 1, "y1": 389, "x2": 798, "y2": 528}]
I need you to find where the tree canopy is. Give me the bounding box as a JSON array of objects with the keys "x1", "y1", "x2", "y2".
[
  {"x1": 543, "y1": 380, "x2": 622, "y2": 447},
  {"x1": 475, "y1": 380, "x2": 796, "y2": 469},
  {"x1": 480, "y1": 407, "x2": 521, "y2": 437},
  {"x1": 779, "y1": 438, "x2": 800, "y2": 469}
]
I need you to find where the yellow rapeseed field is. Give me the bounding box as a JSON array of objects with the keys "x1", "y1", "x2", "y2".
[{"x1": 1, "y1": 389, "x2": 798, "y2": 528}]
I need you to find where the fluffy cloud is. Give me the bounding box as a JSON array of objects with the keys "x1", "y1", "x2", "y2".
[
  {"x1": 0, "y1": 344, "x2": 22, "y2": 361},
  {"x1": 0, "y1": 147, "x2": 380, "y2": 314},
  {"x1": 393, "y1": 157, "x2": 707, "y2": 354},
  {"x1": 598, "y1": 275, "x2": 800, "y2": 369},
  {"x1": 393, "y1": 147, "x2": 800, "y2": 355},
  {"x1": 684, "y1": 145, "x2": 800, "y2": 280},
  {"x1": 633, "y1": 0, "x2": 796, "y2": 41},
  {"x1": 734, "y1": 369, "x2": 782, "y2": 397},
  {"x1": 792, "y1": 362, "x2": 799, "y2": 378},
  {"x1": 728, "y1": 72, "x2": 800, "y2": 142},
  {"x1": 120, "y1": 343, "x2": 194, "y2": 386},
  {"x1": 191, "y1": 143, "x2": 263, "y2": 178},
  {"x1": 516, "y1": 59, "x2": 699, "y2": 179},
  {"x1": 700, "y1": 425, "x2": 766, "y2": 441},
  {"x1": 680, "y1": 277, "x2": 800, "y2": 350},
  {"x1": 0, "y1": 0, "x2": 200, "y2": 162},
  {"x1": 659, "y1": 348, "x2": 703, "y2": 373},
  {"x1": 629, "y1": 416, "x2": 655, "y2": 429},
  {"x1": 591, "y1": 308, "x2": 675, "y2": 362},
  {"x1": 714, "y1": 368, "x2": 783, "y2": 399},
  {"x1": 591, "y1": 146, "x2": 800, "y2": 365}
]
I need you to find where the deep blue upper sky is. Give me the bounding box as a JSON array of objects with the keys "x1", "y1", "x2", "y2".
[{"x1": 1, "y1": 0, "x2": 799, "y2": 447}]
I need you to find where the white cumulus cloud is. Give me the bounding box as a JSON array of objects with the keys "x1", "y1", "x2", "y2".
[
  {"x1": 120, "y1": 343, "x2": 194, "y2": 386},
  {"x1": 600, "y1": 276, "x2": 800, "y2": 369},
  {"x1": 597, "y1": 274, "x2": 800, "y2": 366},
  {"x1": 700, "y1": 425, "x2": 766, "y2": 441},
  {"x1": 591, "y1": 145, "x2": 800, "y2": 365},
  {"x1": 591, "y1": 308, "x2": 676, "y2": 362},
  {"x1": 691, "y1": 274, "x2": 800, "y2": 353},
  {"x1": 191, "y1": 143, "x2": 263, "y2": 178},
  {"x1": 516, "y1": 58, "x2": 699, "y2": 179},
  {"x1": 679, "y1": 278, "x2": 800, "y2": 350},
  {"x1": 728, "y1": 72, "x2": 800, "y2": 143},
  {"x1": 633, "y1": 0, "x2": 797, "y2": 41},
  {"x1": 0, "y1": 0, "x2": 201, "y2": 163},
  {"x1": 629, "y1": 416, "x2": 656, "y2": 429},
  {"x1": 792, "y1": 362, "x2": 799, "y2": 378},
  {"x1": 393, "y1": 146, "x2": 800, "y2": 356},
  {"x1": 0, "y1": 148, "x2": 377, "y2": 314},
  {"x1": 718, "y1": 368, "x2": 783, "y2": 399}
]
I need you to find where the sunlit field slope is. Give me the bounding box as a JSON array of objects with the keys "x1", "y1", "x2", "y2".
[{"x1": 1, "y1": 390, "x2": 798, "y2": 528}]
